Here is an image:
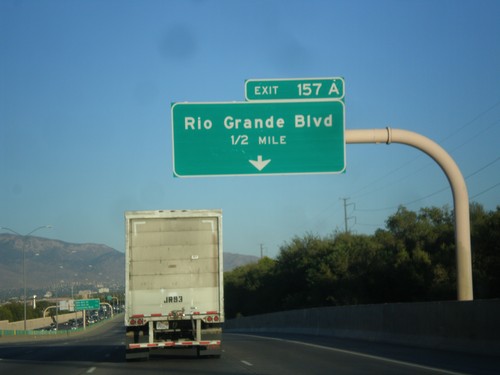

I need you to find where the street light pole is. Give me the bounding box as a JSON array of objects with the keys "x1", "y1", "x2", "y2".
[{"x1": 0, "y1": 225, "x2": 52, "y2": 331}]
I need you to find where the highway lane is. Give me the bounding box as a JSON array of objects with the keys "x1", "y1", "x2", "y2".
[
  {"x1": 226, "y1": 333, "x2": 500, "y2": 375},
  {"x1": 1, "y1": 316, "x2": 498, "y2": 374},
  {"x1": 0, "y1": 315, "x2": 125, "y2": 375}
]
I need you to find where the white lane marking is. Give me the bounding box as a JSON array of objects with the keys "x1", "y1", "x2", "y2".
[
  {"x1": 241, "y1": 360, "x2": 253, "y2": 366},
  {"x1": 235, "y1": 334, "x2": 468, "y2": 375},
  {"x1": 87, "y1": 367, "x2": 96, "y2": 373}
]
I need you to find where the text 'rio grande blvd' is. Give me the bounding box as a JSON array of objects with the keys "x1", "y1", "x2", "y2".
[{"x1": 183, "y1": 113, "x2": 335, "y2": 145}]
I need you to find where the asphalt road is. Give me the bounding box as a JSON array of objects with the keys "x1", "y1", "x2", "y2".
[{"x1": 0, "y1": 315, "x2": 498, "y2": 374}]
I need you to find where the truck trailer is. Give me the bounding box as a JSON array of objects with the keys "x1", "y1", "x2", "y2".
[{"x1": 125, "y1": 209, "x2": 224, "y2": 360}]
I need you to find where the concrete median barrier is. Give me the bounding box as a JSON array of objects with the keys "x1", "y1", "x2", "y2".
[{"x1": 225, "y1": 299, "x2": 500, "y2": 356}]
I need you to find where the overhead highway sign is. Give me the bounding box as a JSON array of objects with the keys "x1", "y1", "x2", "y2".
[
  {"x1": 245, "y1": 77, "x2": 344, "y2": 101},
  {"x1": 171, "y1": 100, "x2": 345, "y2": 177}
]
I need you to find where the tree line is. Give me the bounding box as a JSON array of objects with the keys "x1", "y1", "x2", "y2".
[
  {"x1": 224, "y1": 203, "x2": 500, "y2": 319},
  {"x1": 0, "y1": 300, "x2": 54, "y2": 323}
]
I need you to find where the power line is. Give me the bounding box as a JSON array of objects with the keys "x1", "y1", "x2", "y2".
[
  {"x1": 470, "y1": 182, "x2": 500, "y2": 200},
  {"x1": 437, "y1": 100, "x2": 500, "y2": 145},
  {"x1": 349, "y1": 101, "x2": 500, "y2": 200},
  {"x1": 353, "y1": 133, "x2": 500, "y2": 202},
  {"x1": 315, "y1": 102, "x2": 500, "y2": 229},
  {"x1": 355, "y1": 156, "x2": 500, "y2": 212},
  {"x1": 447, "y1": 119, "x2": 500, "y2": 154},
  {"x1": 465, "y1": 156, "x2": 500, "y2": 180}
]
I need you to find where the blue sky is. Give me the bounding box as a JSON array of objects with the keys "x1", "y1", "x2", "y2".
[{"x1": 1, "y1": 0, "x2": 499, "y2": 258}]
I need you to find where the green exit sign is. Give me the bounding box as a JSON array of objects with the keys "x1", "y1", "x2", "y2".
[
  {"x1": 171, "y1": 100, "x2": 345, "y2": 177},
  {"x1": 74, "y1": 299, "x2": 100, "y2": 311},
  {"x1": 245, "y1": 77, "x2": 344, "y2": 101}
]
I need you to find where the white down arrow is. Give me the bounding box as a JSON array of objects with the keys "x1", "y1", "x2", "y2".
[{"x1": 249, "y1": 155, "x2": 271, "y2": 171}]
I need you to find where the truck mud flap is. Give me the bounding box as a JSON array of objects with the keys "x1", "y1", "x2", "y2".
[
  {"x1": 126, "y1": 348, "x2": 150, "y2": 361},
  {"x1": 197, "y1": 345, "x2": 222, "y2": 358}
]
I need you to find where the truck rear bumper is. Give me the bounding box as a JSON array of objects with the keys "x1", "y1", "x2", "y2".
[{"x1": 128, "y1": 340, "x2": 221, "y2": 350}]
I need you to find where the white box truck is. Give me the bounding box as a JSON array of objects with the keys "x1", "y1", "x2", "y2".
[{"x1": 125, "y1": 209, "x2": 224, "y2": 360}]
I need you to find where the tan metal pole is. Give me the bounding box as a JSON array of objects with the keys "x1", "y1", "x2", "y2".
[{"x1": 346, "y1": 128, "x2": 473, "y2": 301}]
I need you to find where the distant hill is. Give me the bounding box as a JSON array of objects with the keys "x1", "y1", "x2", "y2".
[
  {"x1": 0, "y1": 234, "x2": 124, "y2": 293},
  {"x1": 224, "y1": 252, "x2": 259, "y2": 271},
  {"x1": 0, "y1": 234, "x2": 258, "y2": 295}
]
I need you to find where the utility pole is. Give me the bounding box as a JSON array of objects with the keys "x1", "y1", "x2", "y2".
[
  {"x1": 341, "y1": 198, "x2": 355, "y2": 233},
  {"x1": 0, "y1": 225, "x2": 52, "y2": 331}
]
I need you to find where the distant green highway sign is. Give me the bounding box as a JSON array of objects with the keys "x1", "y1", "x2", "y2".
[
  {"x1": 74, "y1": 299, "x2": 100, "y2": 311},
  {"x1": 245, "y1": 77, "x2": 344, "y2": 101},
  {"x1": 171, "y1": 100, "x2": 345, "y2": 177}
]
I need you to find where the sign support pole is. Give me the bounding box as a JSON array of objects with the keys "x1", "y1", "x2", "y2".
[{"x1": 346, "y1": 128, "x2": 473, "y2": 301}]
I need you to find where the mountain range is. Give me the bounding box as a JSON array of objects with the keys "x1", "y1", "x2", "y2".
[{"x1": 0, "y1": 234, "x2": 258, "y2": 297}]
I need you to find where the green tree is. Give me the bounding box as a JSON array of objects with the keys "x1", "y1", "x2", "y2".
[
  {"x1": 0, "y1": 305, "x2": 14, "y2": 322},
  {"x1": 274, "y1": 233, "x2": 336, "y2": 309},
  {"x1": 273, "y1": 232, "x2": 385, "y2": 308},
  {"x1": 381, "y1": 206, "x2": 455, "y2": 301},
  {"x1": 223, "y1": 203, "x2": 498, "y2": 318},
  {"x1": 0, "y1": 302, "x2": 23, "y2": 322},
  {"x1": 224, "y1": 257, "x2": 276, "y2": 318},
  {"x1": 419, "y1": 206, "x2": 455, "y2": 299},
  {"x1": 471, "y1": 204, "x2": 500, "y2": 298},
  {"x1": 331, "y1": 232, "x2": 388, "y2": 304}
]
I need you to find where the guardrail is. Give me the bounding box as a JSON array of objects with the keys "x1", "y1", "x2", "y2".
[
  {"x1": 0, "y1": 328, "x2": 74, "y2": 337},
  {"x1": 0, "y1": 314, "x2": 118, "y2": 339},
  {"x1": 225, "y1": 299, "x2": 500, "y2": 356}
]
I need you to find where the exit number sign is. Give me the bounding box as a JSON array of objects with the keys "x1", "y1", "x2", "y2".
[{"x1": 245, "y1": 77, "x2": 344, "y2": 101}]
